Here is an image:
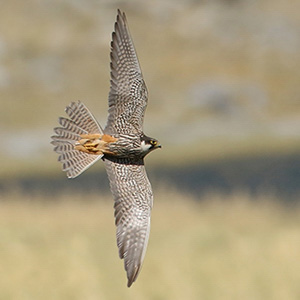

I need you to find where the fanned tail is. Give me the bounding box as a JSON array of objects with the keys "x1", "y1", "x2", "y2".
[{"x1": 51, "y1": 101, "x2": 104, "y2": 178}]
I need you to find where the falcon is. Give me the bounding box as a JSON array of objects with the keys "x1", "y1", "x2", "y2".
[{"x1": 51, "y1": 10, "x2": 161, "y2": 287}]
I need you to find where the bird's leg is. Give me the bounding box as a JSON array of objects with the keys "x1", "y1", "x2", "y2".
[
  {"x1": 75, "y1": 133, "x2": 104, "y2": 155},
  {"x1": 74, "y1": 133, "x2": 118, "y2": 155}
]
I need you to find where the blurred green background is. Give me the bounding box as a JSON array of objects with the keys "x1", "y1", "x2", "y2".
[{"x1": 1, "y1": 0, "x2": 300, "y2": 299}]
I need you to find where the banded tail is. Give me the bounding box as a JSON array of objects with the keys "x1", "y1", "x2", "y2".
[{"x1": 51, "y1": 101, "x2": 104, "y2": 178}]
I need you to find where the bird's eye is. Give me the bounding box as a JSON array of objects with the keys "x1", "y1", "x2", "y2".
[{"x1": 150, "y1": 140, "x2": 157, "y2": 146}]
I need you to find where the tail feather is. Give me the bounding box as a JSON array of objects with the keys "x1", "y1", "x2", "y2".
[
  {"x1": 59, "y1": 149, "x2": 101, "y2": 177},
  {"x1": 52, "y1": 140, "x2": 74, "y2": 154},
  {"x1": 51, "y1": 101, "x2": 103, "y2": 178},
  {"x1": 52, "y1": 127, "x2": 82, "y2": 143},
  {"x1": 65, "y1": 101, "x2": 101, "y2": 134},
  {"x1": 57, "y1": 117, "x2": 88, "y2": 135}
]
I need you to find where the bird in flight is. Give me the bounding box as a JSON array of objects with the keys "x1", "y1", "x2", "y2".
[{"x1": 51, "y1": 10, "x2": 161, "y2": 287}]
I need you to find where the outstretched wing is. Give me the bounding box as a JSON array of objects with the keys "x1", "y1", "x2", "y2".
[
  {"x1": 105, "y1": 10, "x2": 148, "y2": 136},
  {"x1": 104, "y1": 157, "x2": 153, "y2": 287},
  {"x1": 51, "y1": 101, "x2": 103, "y2": 178}
]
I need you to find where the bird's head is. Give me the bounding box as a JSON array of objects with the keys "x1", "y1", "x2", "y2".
[{"x1": 140, "y1": 135, "x2": 161, "y2": 155}]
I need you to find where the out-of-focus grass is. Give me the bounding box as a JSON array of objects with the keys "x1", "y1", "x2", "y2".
[{"x1": 1, "y1": 190, "x2": 300, "y2": 299}]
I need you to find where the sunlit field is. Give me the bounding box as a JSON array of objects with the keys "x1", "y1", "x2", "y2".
[{"x1": 1, "y1": 190, "x2": 300, "y2": 300}]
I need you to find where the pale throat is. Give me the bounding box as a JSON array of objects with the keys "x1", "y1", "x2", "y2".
[{"x1": 140, "y1": 140, "x2": 151, "y2": 153}]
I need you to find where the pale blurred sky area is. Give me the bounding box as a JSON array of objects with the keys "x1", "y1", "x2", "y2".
[{"x1": 0, "y1": 0, "x2": 299, "y2": 196}]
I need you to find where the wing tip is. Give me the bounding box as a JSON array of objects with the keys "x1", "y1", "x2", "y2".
[
  {"x1": 127, "y1": 266, "x2": 140, "y2": 288},
  {"x1": 115, "y1": 9, "x2": 127, "y2": 34},
  {"x1": 117, "y1": 9, "x2": 126, "y2": 21}
]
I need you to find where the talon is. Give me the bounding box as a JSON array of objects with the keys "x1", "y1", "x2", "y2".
[
  {"x1": 74, "y1": 133, "x2": 118, "y2": 155},
  {"x1": 74, "y1": 144, "x2": 89, "y2": 152}
]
